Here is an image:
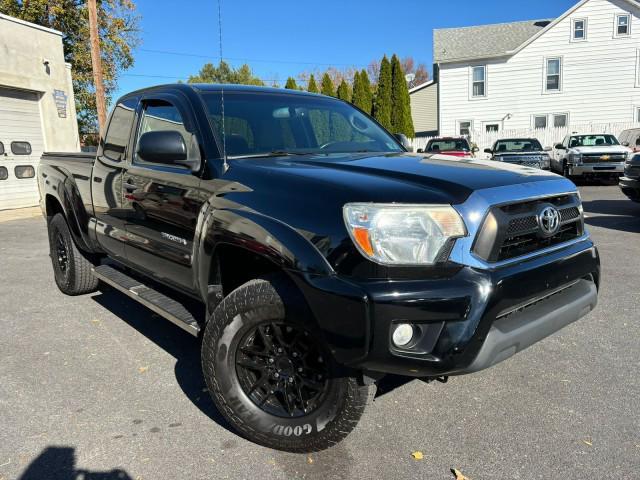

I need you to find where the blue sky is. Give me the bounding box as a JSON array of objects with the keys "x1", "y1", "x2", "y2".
[{"x1": 114, "y1": 0, "x2": 577, "y2": 101}]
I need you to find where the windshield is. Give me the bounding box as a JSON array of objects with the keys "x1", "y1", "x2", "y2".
[
  {"x1": 494, "y1": 139, "x2": 543, "y2": 152},
  {"x1": 426, "y1": 139, "x2": 469, "y2": 152},
  {"x1": 202, "y1": 91, "x2": 402, "y2": 157},
  {"x1": 568, "y1": 135, "x2": 620, "y2": 147}
]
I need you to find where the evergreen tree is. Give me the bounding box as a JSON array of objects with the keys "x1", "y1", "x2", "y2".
[
  {"x1": 336, "y1": 79, "x2": 350, "y2": 101},
  {"x1": 285, "y1": 77, "x2": 298, "y2": 90},
  {"x1": 359, "y1": 69, "x2": 373, "y2": 114},
  {"x1": 320, "y1": 73, "x2": 335, "y2": 97},
  {"x1": 307, "y1": 74, "x2": 319, "y2": 93},
  {"x1": 352, "y1": 70, "x2": 373, "y2": 114},
  {"x1": 351, "y1": 71, "x2": 364, "y2": 107},
  {"x1": 390, "y1": 54, "x2": 415, "y2": 137},
  {"x1": 373, "y1": 55, "x2": 392, "y2": 130}
]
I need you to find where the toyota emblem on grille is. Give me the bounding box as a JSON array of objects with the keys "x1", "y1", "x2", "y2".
[{"x1": 538, "y1": 206, "x2": 560, "y2": 236}]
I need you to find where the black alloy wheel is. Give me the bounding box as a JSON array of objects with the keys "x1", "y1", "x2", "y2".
[{"x1": 236, "y1": 322, "x2": 329, "y2": 418}]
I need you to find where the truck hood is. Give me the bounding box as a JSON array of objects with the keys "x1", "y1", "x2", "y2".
[
  {"x1": 229, "y1": 152, "x2": 561, "y2": 205},
  {"x1": 570, "y1": 145, "x2": 630, "y2": 154}
]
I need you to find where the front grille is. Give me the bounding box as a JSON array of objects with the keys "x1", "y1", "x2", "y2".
[
  {"x1": 473, "y1": 194, "x2": 584, "y2": 263},
  {"x1": 582, "y1": 153, "x2": 626, "y2": 163},
  {"x1": 501, "y1": 155, "x2": 547, "y2": 168}
]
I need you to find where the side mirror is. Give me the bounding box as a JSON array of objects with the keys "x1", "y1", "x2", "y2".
[
  {"x1": 417, "y1": 148, "x2": 424, "y2": 153},
  {"x1": 484, "y1": 148, "x2": 493, "y2": 154},
  {"x1": 554, "y1": 143, "x2": 565, "y2": 150},
  {"x1": 543, "y1": 146, "x2": 552, "y2": 151},
  {"x1": 137, "y1": 130, "x2": 198, "y2": 170},
  {"x1": 622, "y1": 141, "x2": 630, "y2": 147},
  {"x1": 472, "y1": 146, "x2": 479, "y2": 153},
  {"x1": 394, "y1": 133, "x2": 413, "y2": 152}
]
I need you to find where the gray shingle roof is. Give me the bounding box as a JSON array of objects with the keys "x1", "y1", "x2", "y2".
[{"x1": 434, "y1": 19, "x2": 553, "y2": 63}]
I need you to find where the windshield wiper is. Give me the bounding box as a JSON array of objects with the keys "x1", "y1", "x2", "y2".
[{"x1": 227, "y1": 150, "x2": 311, "y2": 159}]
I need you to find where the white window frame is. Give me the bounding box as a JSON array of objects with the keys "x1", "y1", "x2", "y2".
[
  {"x1": 457, "y1": 120, "x2": 473, "y2": 136},
  {"x1": 571, "y1": 18, "x2": 587, "y2": 41},
  {"x1": 636, "y1": 49, "x2": 640, "y2": 87},
  {"x1": 615, "y1": 13, "x2": 631, "y2": 37},
  {"x1": 635, "y1": 106, "x2": 640, "y2": 123},
  {"x1": 533, "y1": 114, "x2": 548, "y2": 129},
  {"x1": 469, "y1": 65, "x2": 487, "y2": 99},
  {"x1": 544, "y1": 56, "x2": 563, "y2": 93},
  {"x1": 552, "y1": 112, "x2": 569, "y2": 128},
  {"x1": 482, "y1": 121, "x2": 501, "y2": 133}
]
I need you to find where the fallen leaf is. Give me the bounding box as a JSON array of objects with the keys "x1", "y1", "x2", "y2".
[
  {"x1": 138, "y1": 366, "x2": 149, "y2": 373},
  {"x1": 411, "y1": 451, "x2": 423, "y2": 460},
  {"x1": 307, "y1": 455, "x2": 314, "y2": 464},
  {"x1": 91, "y1": 319, "x2": 100, "y2": 323},
  {"x1": 451, "y1": 468, "x2": 470, "y2": 480},
  {"x1": 583, "y1": 439, "x2": 592, "y2": 446}
]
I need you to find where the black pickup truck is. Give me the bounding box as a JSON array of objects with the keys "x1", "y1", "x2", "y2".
[{"x1": 38, "y1": 84, "x2": 599, "y2": 452}]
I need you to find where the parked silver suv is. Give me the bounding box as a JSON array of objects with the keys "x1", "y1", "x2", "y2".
[{"x1": 552, "y1": 133, "x2": 630, "y2": 178}]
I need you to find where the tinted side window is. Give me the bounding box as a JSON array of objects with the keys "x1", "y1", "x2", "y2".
[
  {"x1": 11, "y1": 142, "x2": 31, "y2": 155},
  {"x1": 135, "y1": 100, "x2": 200, "y2": 164},
  {"x1": 103, "y1": 97, "x2": 138, "y2": 161}
]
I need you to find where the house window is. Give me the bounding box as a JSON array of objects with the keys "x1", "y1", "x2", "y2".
[
  {"x1": 458, "y1": 120, "x2": 472, "y2": 136},
  {"x1": 545, "y1": 57, "x2": 562, "y2": 92},
  {"x1": 636, "y1": 107, "x2": 640, "y2": 122},
  {"x1": 534, "y1": 115, "x2": 548, "y2": 129},
  {"x1": 616, "y1": 14, "x2": 630, "y2": 36},
  {"x1": 553, "y1": 113, "x2": 568, "y2": 127},
  {"x1": 471, "y1": 66, "x2": 486, "y2": 97},
  {"x1": 485, "y1": 123, "x2": 499, "y2": 133},
  {"x1": 572, "y1": 18, "x2": 586, "y2": 40}
]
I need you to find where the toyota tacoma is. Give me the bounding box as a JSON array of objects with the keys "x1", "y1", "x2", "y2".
[{"x1": 38, "y1": 84, "x2": 599, "y2": 452}]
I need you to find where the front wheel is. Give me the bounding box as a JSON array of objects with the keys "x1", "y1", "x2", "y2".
[{"x1": 201, "y1": 278, "x2": 374, "y2": 452}]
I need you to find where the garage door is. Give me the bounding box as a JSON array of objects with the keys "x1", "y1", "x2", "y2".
[{"x1": 0, "y1": 87, "x2": 45, "y2": 210}]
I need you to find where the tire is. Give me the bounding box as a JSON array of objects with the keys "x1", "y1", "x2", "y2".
[
  {"x1": 201, "y1": 278, "x2": 374, "y2": 452},
  {"x1": 48, "y1": 213, "x2": 99, "y2": 295},
  {"x1": 562, "y1": 160, "x2": 571, "y2": 178}
]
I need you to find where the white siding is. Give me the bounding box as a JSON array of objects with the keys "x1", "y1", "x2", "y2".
[
  {"x1": 410, "y1": 82, "x2": 438, "y2": 134},
  {"x1": 439, "y1": 0, "x2": 640, "y2": 136}
]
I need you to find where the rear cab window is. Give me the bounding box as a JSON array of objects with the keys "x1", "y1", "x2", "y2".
[{"x1": 102, "y1": 97, "x2": 138, "y2": 161}]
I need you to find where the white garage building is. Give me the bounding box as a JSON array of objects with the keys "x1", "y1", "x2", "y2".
[{"x1": 0, "y1": 13, "x2": 80, "y2": 210}]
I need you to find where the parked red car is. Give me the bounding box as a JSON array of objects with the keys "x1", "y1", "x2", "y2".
[{"x1": 419, "y1": 137, "x2": 477, "y2": 157}]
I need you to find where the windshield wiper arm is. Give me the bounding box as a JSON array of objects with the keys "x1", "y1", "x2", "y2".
[{"x1": 227, "y1": 151, "x2": 311, "y2": 159}]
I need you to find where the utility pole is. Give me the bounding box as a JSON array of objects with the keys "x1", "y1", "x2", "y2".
[{"x1": 87, "y1": 0, "x2": 107, "y2": 133}]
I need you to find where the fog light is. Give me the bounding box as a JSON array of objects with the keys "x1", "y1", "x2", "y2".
[{"x1": 392, "y1": 323, "x2": 414, "y2": 347}]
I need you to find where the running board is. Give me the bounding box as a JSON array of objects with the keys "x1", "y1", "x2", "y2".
[{"x1": 92, "y1": 265, "x2": 200, "y2": 337}]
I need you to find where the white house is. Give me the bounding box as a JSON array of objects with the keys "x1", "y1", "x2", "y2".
[{"x1": 434, "y1": 0, "x2": 640, "y2": 137}]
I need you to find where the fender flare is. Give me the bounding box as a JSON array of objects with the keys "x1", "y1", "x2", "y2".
[
  {"x1": 195, "y1": 203, "x2": 334, "y2": 304},
  {"x1": 42, "y1": 166, "x2": 94, "y2": 253}
]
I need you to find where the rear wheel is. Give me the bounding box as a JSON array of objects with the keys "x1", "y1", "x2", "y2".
[
  {"x1": 48, "y1": 213, "x2": 99, "y2": 295},
  {"x1": 201, "y1": 278, "x2": 373, "y2": 452}
]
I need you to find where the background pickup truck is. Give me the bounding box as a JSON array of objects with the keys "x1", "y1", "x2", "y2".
[
  {"x1": 484, "y1": 137, "x2": 552, "y2": 170},
  {"x1": 38, "y1": 83, "x2": 599, "y2": 452},
  {"x1": 552, "y1": 133, "x2": 630, "y2": 178}
]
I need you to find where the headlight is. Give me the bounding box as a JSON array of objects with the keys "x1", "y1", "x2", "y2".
[
  {"x1": 570, "y1": 152, "x2": 583, "y2": 164},
  {"x1": 540, "y1": 156, "x2": 550, "y2": 169},
  {"x1": 343, "y1": 203, "x2": 466, "y2": 265}
]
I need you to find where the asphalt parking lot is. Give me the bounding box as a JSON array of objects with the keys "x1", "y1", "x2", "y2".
[{"x1": 1, "y1": 185, "x2": 639, "y2": 480}]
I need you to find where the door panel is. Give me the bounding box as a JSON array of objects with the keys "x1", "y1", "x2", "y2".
[
  {"x1": 92, "y1": 97, "x2": 138, "y2": 259},
  {"x1": 122, "y1": 98, "x2": 206, "y2": 292}
]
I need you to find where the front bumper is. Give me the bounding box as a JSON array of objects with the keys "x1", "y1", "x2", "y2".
[
  {"x1": 619, "y1": 176, "x2": 640, "y2": 201},
  {"x1": 569, "y1": 162, "x2": 624, "y2": 176},
  {"x1": 295, "y1": 238, "x2": 599, "y2": 377}
]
